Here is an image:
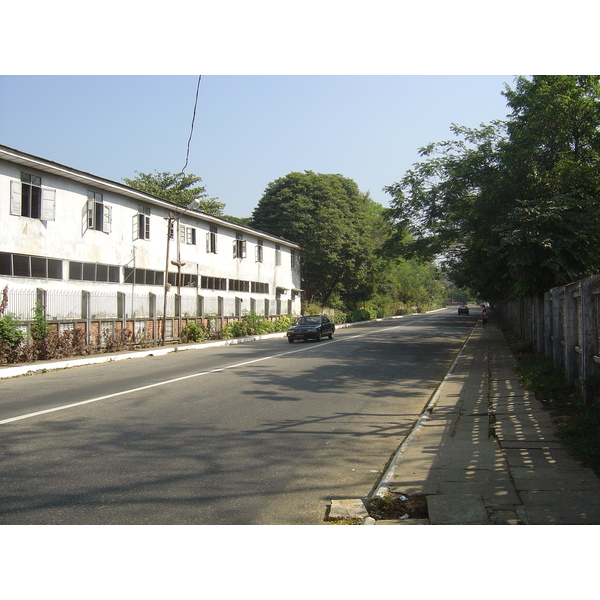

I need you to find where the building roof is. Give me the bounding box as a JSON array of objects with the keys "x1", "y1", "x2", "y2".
[{"x1": 0, "y1": 144, "x2": 301, "y2": 249}]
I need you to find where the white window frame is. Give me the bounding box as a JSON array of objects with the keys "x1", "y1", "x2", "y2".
[
  {"x1": 233, "y1": 235, "x2": 247, "y2": 259},
  {"x1": 10, "y1": 178, "x2": 56, "y2": 221},
  {"x1": 180, "y1": 224, "x2": 196, "y2": 245},
  {"x1": 133, "y1": 206, "x2": 151, "y2": 240},
  {"x1": 206, "y1": 226, "x2": 217, "y2": 253},
  {"x1": 86, "y1": 191, "x2": 111, "y2": 233}
]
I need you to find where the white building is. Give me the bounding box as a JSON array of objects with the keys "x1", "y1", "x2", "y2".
[{"x1": 0, "y1": 144, "x2": 302, "y2": 342}]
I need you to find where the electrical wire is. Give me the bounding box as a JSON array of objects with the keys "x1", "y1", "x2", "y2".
[{"x1": 181, "y1": 75, "x2": 201, "y2": 174}]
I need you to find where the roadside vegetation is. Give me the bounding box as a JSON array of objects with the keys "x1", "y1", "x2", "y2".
[{"x1": 502, "y1": 324, "x2": 600, "y2": 477}]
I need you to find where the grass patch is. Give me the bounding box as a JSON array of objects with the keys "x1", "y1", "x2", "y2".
[{"x1": 501, "y1": 326, "x2": 600, "y2": 477}]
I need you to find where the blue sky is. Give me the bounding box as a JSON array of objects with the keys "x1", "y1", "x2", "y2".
[
  {"x1": 1, "y1": 75, "x2": 514, "y2": 218},
  {"x1": 1, "y1": 3, "x2": 594, "y2": 220}
]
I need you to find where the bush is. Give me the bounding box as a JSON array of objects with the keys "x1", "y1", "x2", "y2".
[
  {"x1": 31, "y1": 302, "x2": 51, "y2": 343},
  {"x1": 272, "y1": 314, "x2": 294, "y2": 331},
  {"x1": 346, "y1": 308, "x2": 378, "y2": 323},
  {"x1": 221, "y1": 312, "x2": 295, "y2": 339},
  {"x1": 302, "y1": 302, "x2": 324, "y2": 316},
  {"x1": 181, "y1": 321, "x2": 207, "y2": 343},
  {"x1": 222, "y1": 319, "x2": 252, "y2": 339},
  {"x1": 0, "y1": 313, "x2": 25, "y2": 351}
]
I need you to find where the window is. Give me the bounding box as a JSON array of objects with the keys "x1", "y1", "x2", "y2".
[
  {"x1": 201, "y1": 276, "x2": 227, "y2": 290},
  {"x1": 275, "y1": 244, "x2": 282, "y2": 266},
  {"x1": 206, "y1": 226, "x2": 217, "y2": 253},
  {"x1": 70, "y1": 261, "x2": 119, "y2": 283},
  {"x1": 180, "y1": 224, "x2": 196, "y2": 245},
  {"x1": 291, "y1": 249, "x2": 299, "y2": 268},
  {"x1": 168, "y1": 272, "x2": 198, "y2": 287},
  {"x1": 256, "y1": 239, "x2": 264, "y2": 263},
  {"x1": 251, "y1": 281, "x2": 269, "y2": 294},
  {"x1": 0, "y1": 252, "x2": 62, "y2": 279},
  {"x1": 86, "y1": 191, "x2": 111, "y2": 233},
  {"x1": 233, "y1": 233, "x2": 246, "y2": 259},
  {"x1": 134, "y1": 206, "x2": 150, "y2": 240},
  {"x1": 10, "y1": 173, "x2": 56, "y2": 220},
  {"x1": 124, "y1": 267, "x2": 164, "y2": 286},
  {"x1": 229, "y1": 279, "x2": 250, "y2": 292}
]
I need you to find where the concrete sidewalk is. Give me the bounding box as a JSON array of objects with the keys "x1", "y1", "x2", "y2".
[{"x1": 372, "y1": 320, "x2": 600, "y2": 525}]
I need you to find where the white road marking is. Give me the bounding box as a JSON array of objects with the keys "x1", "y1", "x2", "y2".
[{"x1": 0, "y1": 320, "x2": 413, "y2": 426}]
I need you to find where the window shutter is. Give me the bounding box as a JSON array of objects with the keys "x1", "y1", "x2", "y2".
[
  {"x1": 179, "y1": 224, "x2": 185, "y2": 243},
  {"x1": 86, "y1": 198, "x2": 94, "y2": 230},
  {"x1": 133, "y1": 214, "x2": 139, "y2": 240},
  {"x1": 233, "y1": 240, "x2": 237, "y2": 258},
  {"x1": 41, "y1": 188, "x2": 56, "y2": 221},
  {"x1": 241, "y1": 240, "x2": 247, "y2": 258},
  {"x1": 206, "y1": 231, "x2": 210, "y2": 252},
  {"x1": 187, "y1": 227, "x2": 196, "y2": 245},
  {"x1": 103, "y1": 204, "x2": 112, "y2": 233},
  {"x1": 10, "y1": 180, "x2": 22, "y2": 215},
  {"x1": 143, "y1": 214, "x2": 150, "y2": 240}
]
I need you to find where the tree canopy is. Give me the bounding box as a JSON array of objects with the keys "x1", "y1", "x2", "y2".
[
  {"x1": 123, "y1": 170, "x2": 225, "y2": 216},
  {"x1": 251, "y1": 171, "x2": 378, "y2": 307},
  {"x1": 384, "y1": 75, "x2": 600, "y2": 300}
]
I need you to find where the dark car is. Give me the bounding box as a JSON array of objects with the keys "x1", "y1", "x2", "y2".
[
  {"x1": 458, "y1": 305, "x2": 470, "y2": 315},
  {"x1": 286, "y1": 315, "x2": 335, "y2": 343}
]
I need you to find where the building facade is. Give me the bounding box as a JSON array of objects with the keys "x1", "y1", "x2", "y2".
[{"x1": 0, "y1": 144, "x2": 302, "y2": 343}]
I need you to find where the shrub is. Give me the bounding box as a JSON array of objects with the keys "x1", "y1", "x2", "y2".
[
  {"x1": 346, "y1": 308, "x2": 378, "y2": 323},
  {"x1": 31, "y1": 302, "x2": 51, "y2": 343},
  {"x1": 272, "y1": 314, "x2": 294, "y2": 331},
  {"x1": 222, "y1": 320, "x2": 249, "y2": 339},
  {"x1": 0, "y1": 313, "x2": 25, "y2": 351},
  {"x1": 221, "y1": 312, "x2": 295, "y2": 339},
  {"x1": 181, "y1": 321, "x2": 207, "y2": 343}
]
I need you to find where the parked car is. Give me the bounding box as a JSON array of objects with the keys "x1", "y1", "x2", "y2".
[
  {"x1": 286, "y1": 315, "x2": 335, "y2": 343},
  {"x1": 458, "y1": 305, "x2": 470, "y2": 315}
]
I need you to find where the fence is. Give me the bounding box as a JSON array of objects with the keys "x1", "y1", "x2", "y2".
[
  {"x1": 3, "y1": 286, "x2": 295, "y2": 345},
  {"x1": 497, "y1": 274, "x2": 600, "y2": 403}
]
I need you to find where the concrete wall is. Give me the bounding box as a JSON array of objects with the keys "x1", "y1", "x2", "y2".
[
  {"x1": 0, "y1": 148, "x2": 302, "y2": 337},
  {"x1": 498, "y1": 275, "x2": 600, "y2": 404}
]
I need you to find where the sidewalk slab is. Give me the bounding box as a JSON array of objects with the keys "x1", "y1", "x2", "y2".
[
  {"x1": 427, "y1": 493, "x2": 489, "y2": 524},
  {"x1": 371, "y1": 321, "x2": 600, "y2": 525},
  {"x1": 520, "y1": 490, "x2": 600, "y2": 524}
]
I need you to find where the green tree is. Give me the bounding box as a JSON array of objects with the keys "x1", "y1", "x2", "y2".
[
  {"x1": 385, "y1": 76, "x2": 600, "y2": 300},
  {"x1": 251, "y1": 171, "x2": 377, "y2": 307},
  {"x1": 123, "y1": 170, "x2": 225, "y2": 216}
]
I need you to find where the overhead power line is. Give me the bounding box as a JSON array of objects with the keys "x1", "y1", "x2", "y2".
[{"x1": 181, "y1": 75, "x2": 201, "y2": 174}]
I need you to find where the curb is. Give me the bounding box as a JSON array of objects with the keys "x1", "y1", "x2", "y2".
[
  {"x1": 0, "y1": 310, "x2": 438, "y2": 380},
  {"x1": 373, "y1": 319, "x2": 479, "y2": 498}
]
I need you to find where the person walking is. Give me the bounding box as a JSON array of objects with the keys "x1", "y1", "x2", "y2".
[{"x1": 482, "y1": 308, "x2": 488, "y2": 327}]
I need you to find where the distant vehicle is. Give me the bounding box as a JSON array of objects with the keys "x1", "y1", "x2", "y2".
[
  {"x1": 458, "y1": 305, "x2": 470, "y2": 315},
  {"x1": 286, "y1": 315, "x2": 335, "y2": 343},
  {"x1": 480, "y1": 302, "x2": 490, "y2": 308}
]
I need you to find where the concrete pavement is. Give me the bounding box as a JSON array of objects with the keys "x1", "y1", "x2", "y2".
[{"x1": 361, "y1": 318, "x2": 600, "y2": 524}]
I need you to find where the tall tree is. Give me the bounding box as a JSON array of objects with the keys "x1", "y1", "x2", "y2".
[
  {"x1": 251, "y1": 171, "x2": 377, "y2": 307},
  {"x1": 385, "y1": 76, "x2": 600, "y2": 300},
  {"x1": 124, "y1": 170, "x2": 225, "y2": 216}
]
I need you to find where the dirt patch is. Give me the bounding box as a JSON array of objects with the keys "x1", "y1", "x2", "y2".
[{"x1": 366, "y1": 493, "x2": 429, "y2": 521}]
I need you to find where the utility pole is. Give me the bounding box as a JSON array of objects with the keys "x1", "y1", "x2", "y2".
[
  {"x1": 162, "y1": 214, "x2": 173, "y2": 346},
  {"x1": 171, "y1": 217, "x2": 186, "y2": 339}
]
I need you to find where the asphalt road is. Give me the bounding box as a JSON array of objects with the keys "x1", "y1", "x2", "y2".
[{"x1": 0, "y1": 308, "x2": 478, "y2": 524}]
